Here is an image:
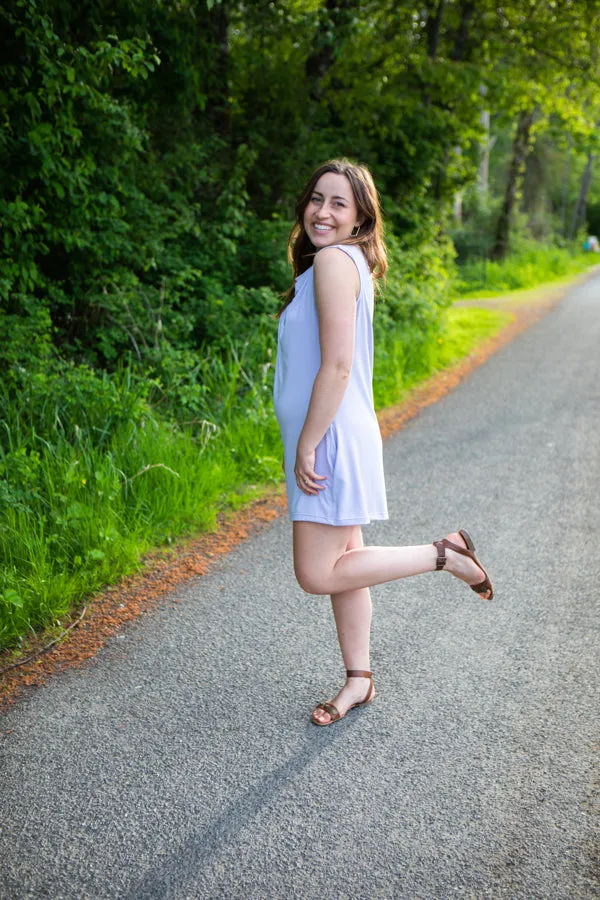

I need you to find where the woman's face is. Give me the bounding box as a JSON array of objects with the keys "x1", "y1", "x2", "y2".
[{"x1": 303, "y1": 172, "x2": 363, "y2": 249}]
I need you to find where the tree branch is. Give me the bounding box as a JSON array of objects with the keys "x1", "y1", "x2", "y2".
[{"x1": 0, "y1": 606, "x2": 87, "y2": 676}]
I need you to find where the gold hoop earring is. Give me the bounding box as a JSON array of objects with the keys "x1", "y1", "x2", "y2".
[{"x1": 351, "y1": 224, "x2": 361, "y2": 237}]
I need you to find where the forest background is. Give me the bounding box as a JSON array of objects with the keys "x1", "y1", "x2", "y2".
[{"x1": 1, "y1": 0, "x2": 600, "y2": 649}]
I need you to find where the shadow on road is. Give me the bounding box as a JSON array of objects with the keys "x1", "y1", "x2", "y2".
[{"x1": 124, "y1": 723, "x2": 346, "y2": 898}]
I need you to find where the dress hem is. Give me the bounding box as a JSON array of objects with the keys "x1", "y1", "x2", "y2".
[{"x1": 289, "y1": 513, "x2": 389, "y2": 526}]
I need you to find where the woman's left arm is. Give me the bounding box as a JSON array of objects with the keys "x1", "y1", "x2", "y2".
[{"x1": 294, "y1": 248, "x2": 359, "y2": 494}]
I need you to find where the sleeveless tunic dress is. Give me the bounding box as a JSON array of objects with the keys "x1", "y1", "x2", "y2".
[{"x1": 273, "y1": 243, "x2": 388, "y2": 526}]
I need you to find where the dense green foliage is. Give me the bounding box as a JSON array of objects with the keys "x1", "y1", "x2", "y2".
[
  {"x1": 3, "y1": 0, "x2": 599, "y2": 372},
  {"x1": 2, "y1": 0, "x2": 600, "y2": 646}
]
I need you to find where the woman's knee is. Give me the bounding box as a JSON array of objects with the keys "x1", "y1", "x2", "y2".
[
  {"x1": 294, "y1": 563, "x2": 329, "y2": 596},
  {"x1": 292, "y1": 522, "x2": 354, "y2": 595}
]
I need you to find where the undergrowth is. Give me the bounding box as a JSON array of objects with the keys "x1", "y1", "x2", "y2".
[{"x1": 456, "y1": 242, "x2": 596, "y2": 297}]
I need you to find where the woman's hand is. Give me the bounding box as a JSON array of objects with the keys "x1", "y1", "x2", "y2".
[{"x1": 294, "y1": 444, "x2": 326, "y2": 495}]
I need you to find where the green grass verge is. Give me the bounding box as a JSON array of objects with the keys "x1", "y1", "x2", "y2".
[
  {"x1": 373, "y1": 306, "x2": 511, "y2": 408},
  {"x1": 456, "y1": 244, "x2": 597, "y2": 298},
  {"x1": 0, "y1": 304, "x2": 510, "y2": 650},
  {"x1": 434, "y1": 306, "x2": 512, "y2": 367}
]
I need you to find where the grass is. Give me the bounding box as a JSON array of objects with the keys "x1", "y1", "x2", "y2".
[
  {"x1": 373, "y1": 306, "x2": 510, "y2": 408},
  {"x1": 456, "y1": 244, "x2": 597, "y2": 298},
  {"x1": 433, "y1": 306, "x2": 512, "y2": 366},
  {"x1": 0, "y1": 355, "x2": 283, "y2": 649}
]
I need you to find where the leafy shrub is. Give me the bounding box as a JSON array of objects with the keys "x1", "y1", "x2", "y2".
[{"x1": 0, "y1": 359, "x2": 155, "y2": 455}]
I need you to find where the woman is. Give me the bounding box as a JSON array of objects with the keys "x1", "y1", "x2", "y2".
[{"x1": 273, "y1": 159, "x2": 493, "y2": 727}]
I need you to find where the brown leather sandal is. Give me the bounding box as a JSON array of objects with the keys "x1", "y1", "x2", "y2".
[
  {"x1": 433, "y1": 529, "x2": 494, "y2": 600},
  {"x1": 311, "y1": 669, "x2": 375, "y2": 727}
]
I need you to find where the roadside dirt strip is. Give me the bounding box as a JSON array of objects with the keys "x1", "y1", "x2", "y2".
[{"x1": 1, "y1": 267, "x2": 597, "y2": 711}]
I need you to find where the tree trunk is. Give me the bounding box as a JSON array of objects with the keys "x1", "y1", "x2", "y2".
[
  {"x1": 490, "y1": 108, "x2": 535, "y2": 261},
  {"x1": 453, "y1": 189, "x2": 463, "y2": 224},
  {"x1": 477, "y1": 85, "x2": 495, "y2": 195},
  {"x1": 478, "y1": 109, "x2": 492, "y2": 194},
  {"x1": 431, "y1": 0, "x2": 474, "y2": 202},
  {"x1": 201, "y1": 1, "x2": 230, "y2": 138},
  {"x1": 450, "y1": 0, "x2": 476, "y2": 62},
  {"x1": 560, "y1": 133, "x2": 572, "y2": 236},
  {"x1": 425, "y1": 0, "x2": 445, "y2": 59},
  {"x1": 305, "y1": 0, "x2": 359, "y2": 101},
  {"x1": 568, "y1": 151, "x2": 594, "y2": 241}
]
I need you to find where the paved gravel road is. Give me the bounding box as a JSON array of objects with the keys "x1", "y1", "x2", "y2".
[{"x1": 2, "y1": 276, "x2": 599, "y2": 900}]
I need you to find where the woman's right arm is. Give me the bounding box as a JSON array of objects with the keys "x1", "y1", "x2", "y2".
[{"x1": 294, "y1": 248, "x2": 359, "y2": 494}]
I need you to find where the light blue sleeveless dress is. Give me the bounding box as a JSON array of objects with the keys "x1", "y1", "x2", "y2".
[{"x1": 273, "y1": 243, "x2": 388, "y2": 526}]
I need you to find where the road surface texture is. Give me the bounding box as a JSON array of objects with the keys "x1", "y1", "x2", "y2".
[{"x1": 2, "y1": 275, "x2": 599, "y2": 899}]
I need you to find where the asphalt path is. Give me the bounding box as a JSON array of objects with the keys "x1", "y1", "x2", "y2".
[{"x1": 2, "y1": 275, "x2": 599, "y2": 899}]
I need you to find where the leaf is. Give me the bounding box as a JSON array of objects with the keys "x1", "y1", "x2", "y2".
[
  {"x1": 2, "y1": 590, "x2": 23, "y2": 610},
  {"x1": 66, "y1": 502, "x2": 88, "y2": 520},
  {"x1": 86, "y1": 549, "x2": 106, "y2": 562}
]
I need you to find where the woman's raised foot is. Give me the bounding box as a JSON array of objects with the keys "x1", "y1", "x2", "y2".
[{"x1": 435, "y1": 531, "x2": 494, "y2": 600}]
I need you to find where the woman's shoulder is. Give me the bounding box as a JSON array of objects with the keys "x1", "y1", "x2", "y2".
[
  {"x1": 314, "y1": 242, "x2": 369, "y2": 273},
  {"x1": 316, "y1": 243, "x2": 372, "y2": 287},
  {"x1": 326, "y1": 242, "x2": 365, "y2": 261},
  {"x1": 313, "y1": 244, "x2": 371, "y2": 305},
  {"x1": 314, "y1": 243, "x2": 364, "y2": 281}
]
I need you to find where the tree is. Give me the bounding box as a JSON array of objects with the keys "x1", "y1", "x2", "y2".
[
  {"x1": 483, "y1": 0, "x2": 600, "y2": 258},
  {"x1": 490, "y1": 108, "x2": 536, "y2": 260}
]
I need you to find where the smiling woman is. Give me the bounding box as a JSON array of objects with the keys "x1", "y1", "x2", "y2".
[
  {"x1": 273, "y1": 159, "x2": 494, "y2": 728},
  {"x1": 278, "y1": 159, "x2": 387, "y2": 315}
]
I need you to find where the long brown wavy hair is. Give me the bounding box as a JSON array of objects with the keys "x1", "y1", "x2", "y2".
[{"x1": 277, "y1": 158, "x2": 387, "y2": 317}]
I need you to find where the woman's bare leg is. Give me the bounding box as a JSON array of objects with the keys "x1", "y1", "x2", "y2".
[
  {"x1": 313, "y1": 526, "x2": 374, "y2": 725},
  {"x1": 293, "y1": 522, "x2": 491, "y2": 598}
]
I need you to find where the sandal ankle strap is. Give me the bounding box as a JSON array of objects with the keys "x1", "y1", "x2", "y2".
[
  {"x1": 346, "y1": 669, "x2": 372, "y2": 678},
  {"x1": 433, "y1": 540, "x2": 447, "y2": 571}
]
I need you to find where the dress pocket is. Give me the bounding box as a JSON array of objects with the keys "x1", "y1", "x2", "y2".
[{"x1": 313, "y1": 424, "x2": 337, "y2": 481}]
